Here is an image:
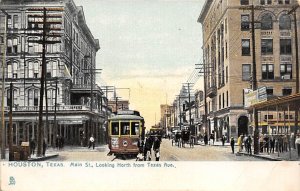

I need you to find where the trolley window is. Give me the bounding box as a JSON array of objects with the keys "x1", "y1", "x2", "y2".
[
  {"x1": 121, "y1": 122, "x2": 130, "y2": 135},
  {"x1": 111, "y1": 122, "x2": 119, "y2": 135},
  {"x1": 131, "y1": 122, "x2": 140, "y2": 135}
]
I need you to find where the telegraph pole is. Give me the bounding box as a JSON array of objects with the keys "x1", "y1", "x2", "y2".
[
  {"x1": 8, "y1": 82, "x2": 13, "y2": 160},
  {"x1": 0, "y1": 9, "x2": 8, "y2": 159},
  {"x1": 27, "y1": 7, "x2": 63, "y2": 156},
  {"x1": 251, "y1": 4, "x2": 259, "y2": 155},
  {"x1": 288, "y1": 4, "x2": 299, "y2": 145}
]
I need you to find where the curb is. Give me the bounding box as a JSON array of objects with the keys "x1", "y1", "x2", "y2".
[
  {"x1": 28, "y1": 154, "x2": 59, "y2": 161},
  {"x1": 238, "y1": 152, "x2": 282, "y2": 161}
]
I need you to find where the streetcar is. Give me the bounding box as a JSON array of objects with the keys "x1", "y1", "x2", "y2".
[
  {"x1": 149, "y1": 127, "x2": 163, "y2": 141},
  {"x1": 108, "y1": 110, "x2": 145, "y2": 157}
]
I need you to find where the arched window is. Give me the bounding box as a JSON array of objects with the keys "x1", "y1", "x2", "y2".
[
  {"x1": 261, "y1": 13, "x2": 273, "y2": 30},
  {"x1": 279, "y1": 14, "x2": 291, "y2": 30}
]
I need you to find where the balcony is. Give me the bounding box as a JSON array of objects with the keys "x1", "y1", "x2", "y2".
[
  {"x1": 70, "y1": 84, "x2": 103, "y2": 95},
  {"x1": 207, "y1": 85, "x2": 217, "y2": 98}
]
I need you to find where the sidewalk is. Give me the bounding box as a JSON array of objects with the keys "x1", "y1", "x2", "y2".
[
  {"x1": 239, "y1": 149, "x2": 299, "y2": 161},
  {"x1": 0, "y1": 144, "x2": 108, "y2": 161},
  {"x1": 196, "y1": 140, "x2": 299, "y2": 161}
]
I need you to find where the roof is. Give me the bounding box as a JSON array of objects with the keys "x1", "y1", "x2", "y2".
[
  {"x1": 109, "y1": 115, "x2": 144, "y2": 121},
  {"x1": 197, "y1": 0, "x2": 213, "y2": 24},
  {"x1": 249, "y1": 93, "x2": 300, "y2": 110}
]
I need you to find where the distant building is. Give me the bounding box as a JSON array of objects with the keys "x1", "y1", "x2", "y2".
[
  {"x1": 108, "y1": 99, "x2": 129, "y2": 113},
  {"x1": 198, "y1": 0, "x2": 300, "y2": 139},
  {"x1": 0, "y1": 0, "x2": 109, "y2": 147}
]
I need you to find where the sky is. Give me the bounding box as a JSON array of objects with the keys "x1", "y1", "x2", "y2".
[{"x1": 74, "y1": 0, "x2": 205, "y2": 128}]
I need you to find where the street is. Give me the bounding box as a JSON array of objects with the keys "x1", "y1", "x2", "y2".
[{"x1": 49, "y1": 139, "x2": 264, "y2": 161}]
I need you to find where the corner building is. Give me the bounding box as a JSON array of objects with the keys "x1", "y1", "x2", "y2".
[
  {"x1": 198, "y1": 0, "x2": 300, "y2": 139},
  {"x1": 0, "y1": 0, "x2": 107, "y2": 147}
]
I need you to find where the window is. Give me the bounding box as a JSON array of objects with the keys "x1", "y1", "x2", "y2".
[
  {"x1": 282, "y1": 88, "x2": 292, "y2": 96},
  {"x1": 241, "y1": 15, "x2": 250, "y2": 30},
  {"x1": 242, "y1": 64, "x2": 251, "y2": 80},
  {"x1": 240, "y1": 0, "x2": 249, "y2": 5},
  {"x1": 261, "y1": 39, "x2": 273, "y2": 55},
  {"x1": 120, "y1": 122, "x2": 130, "y2": 135},
  {"x1": 34, "y1": 90, "x2": 38, "y2": 106},
  {"x1": 285, "y1": 0, "x2": 290, "y2": 4},
  {"x1": 264, "y1": 115, "x2": 274, "y2": 120},
  {"x1": 261, "y1": 13, "x2": 273, "y2": 30},
  {"x1": 130, "y1": 122, "x2": 140, "y2": 136},
  {"x1": 266, "y1": 88, "x2": 273, "y2": 96},
  {"x1": 262, "y1": 64, "x2": 274, "y2": 80},
  {"x1": 226, "y1": 91, "x2": 229, "y2": 107},
  {"x1": 7, "y1": 15, "x2": 12, "y2": 28},
  {"x1": 28, "y1": 89, "x2": 33, "y2": 106},
  {"x1": 242, "y1": 39, "x2": 250, "y2": 55},
  {"x1": 280, "y1": 39, "x2": 292, "y2": 55},
  {"x1": 260, "y1": 0, "x2": 265, "y2": 4},
  {"x1": 111, "y1": 122, "x2": 119, "y2": 135},
  {"x1": 278, "y1": 0, "x2": 283, "y2": 4},
  {"x1": 279, "y1": 14, "x2": 291, "y2": 30},
  {"x1": 7, "y1": 38, "x2": 18, "y2": 54},
  {"x1": 219, "y1": 95, "x2": 221, "y2": 109},
  {"x1": 13, "y1": 15, "x2": 18, "y2": 29},
  {"x1": 267, "y1": 0, "x2": 272, "y2": 4},
  {"x1": 280, "y1": 64, "x2": 292, "y2": 79}
]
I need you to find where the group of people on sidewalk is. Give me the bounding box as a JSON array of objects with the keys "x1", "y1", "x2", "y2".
[
  {"x1": 229, "y1": 133, "x2": 300, "y2": 159},
  {"x1": 229, "y1": 134, "x2": 253, "y2": 155}
]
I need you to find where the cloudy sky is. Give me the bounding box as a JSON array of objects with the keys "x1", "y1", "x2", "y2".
[{"x1": 74, "y1": 0, "x2": 204, "y2": 127}]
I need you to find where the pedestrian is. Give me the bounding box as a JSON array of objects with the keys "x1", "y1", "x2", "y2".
[
  {"x1": 60, "y1": 136, "x2": 64, "y2": 149},
  {"x1": 264, "y1": 135, "x2": 269, "y2": 154},
  {"x1": 259, "y1": 135, "x2": 264, "y2": 153},
  {"x1": 88, "y1": 135, "x2": 95, "y2": 149},
  {"x1": 283, "y1": 135, "x2": 288, "y2": 152},
  {"x1": 295, "y1": 135, "x2": 300, "y2": 158},
  {"x1": 56, "y1": 134, "x2": 60, "y2": 150},
  {"x1": 204, "y1": 134, "x2": 208, "y2": 145},
  {"x1": 244, "y1": 135, "x2": 248, "y2": 152},
  {"x1": 247, "y1": 135, "x2": 252, "y2": 155},
  {"x1": 144, "y1": 136, "x2": 153, "y2": 161},
  {"x1": 221, "y1": 135, "x2": 226, "y2": 146},
  {"x1": 153, "y1": 136, "x2": 161, "y2": 161},
  {"x1": 43, "y1": 139, "x2": 47, "y2": 156},
  {"x1": 210, "y1": 133, "x2": 215, "y2": 145},
  {"x1": 237, "y1": 135, "x2": 242, "y2": 153},
  {"x1": 270, "y1": 136, "x2": 275, "y2": 153},
  {"x1": 29, "y1": 139, "x2": 36, "y2": 156},
  {"x1": 230, "y1": 137, "x2": 235, "y2": 154},
  {"x1": 241, "y1": 134, "x2": 245, "y2": 151}
]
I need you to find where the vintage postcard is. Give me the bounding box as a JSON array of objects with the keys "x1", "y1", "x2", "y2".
[{"x1": 0, "y1": 0, "x2": 300, "y2": 190}]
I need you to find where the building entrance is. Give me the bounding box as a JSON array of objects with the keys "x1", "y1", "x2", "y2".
[{"x1": 238, "y1": 116, "x2": 248, "y2": 136}]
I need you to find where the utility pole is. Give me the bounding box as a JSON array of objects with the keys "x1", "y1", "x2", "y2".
[
  {"x1": 27, "y1": 7, "x2": 63, "y2": 157},
  {"x1": 183, "y1": 83, "x2": 194, "y2": 135},
  {"x1": 8, "y1": 82, "x2": 13, "y2": 160},
  {"x1": 288, "y1": 4, "x2": 299, "y2": 145},
  {"x1": 239, "y1": 4, "x2": 260, "y2": 154},
  {"x1": 0, "y1": 9, "x2": 8, "y2": 159},
  {"x1": 251, "y1": 4, "x2": 259, "y2": 155},
  {"x1": 53, "y1": 77, "x2": 58, "y2": 148}
]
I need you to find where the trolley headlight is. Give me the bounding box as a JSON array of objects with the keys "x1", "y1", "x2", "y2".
[
  {"x1": 111, "y1": 138, "x2": 119, "y2": 148},
  {"x1": 123, "y1": 140, "x2": 128, "y2": 147}
]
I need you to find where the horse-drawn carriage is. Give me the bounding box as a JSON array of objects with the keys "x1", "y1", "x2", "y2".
[{"x1": 171, "y1": 129, "x2": 194, "y2": 147}]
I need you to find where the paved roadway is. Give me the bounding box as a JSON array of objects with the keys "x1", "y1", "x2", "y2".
[{"x1": 49, "y1": 139, "x2": 264, "y2": 161}]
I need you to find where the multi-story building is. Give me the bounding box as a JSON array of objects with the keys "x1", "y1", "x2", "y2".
[
  {"x1": 0, "y1": 0, "x2": 108, "y2": 147},
  {"x1": 198, "y1": 0, "x2": 300, "y2": 139}
]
